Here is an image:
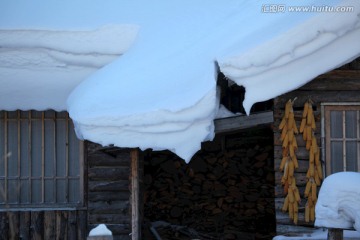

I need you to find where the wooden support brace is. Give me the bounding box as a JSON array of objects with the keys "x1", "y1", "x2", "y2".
[
  {"x1": 327, "y1": 228, "x2": 343, "y2": 240},
  {"x1": 131, "y1": 149, "x2": 141, "y2": 240}
]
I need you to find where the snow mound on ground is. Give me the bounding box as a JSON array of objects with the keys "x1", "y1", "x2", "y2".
[
  {"x1": 315, "y1": 172, "x2": 360, "y2": 232},
  {"x1": 89, "y1": 224, "x2": 112, "y2": 236}
]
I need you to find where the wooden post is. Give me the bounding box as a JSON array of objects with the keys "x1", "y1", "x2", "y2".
[
  {"x1": 327, "y1": 228, "x2": 343, "y2": 240},
  {"x1": 131, "y1": 149, "x2": 140, "y2": 240}
]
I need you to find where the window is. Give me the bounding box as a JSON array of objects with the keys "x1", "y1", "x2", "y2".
[
  {"x1": 0, "y1": 110, "x2": 83, "y2": 209},
  {"x1": 323, "y1": 104, "x2": 360, "y2": 175}
]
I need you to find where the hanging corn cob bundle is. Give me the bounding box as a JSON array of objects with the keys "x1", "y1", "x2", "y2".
[
  {"x1": 299, "y1": 100, "x2": 323, "y2": 222},
  {"x1": 279, "y1": 99, "x2": 301, "y2": 224}
]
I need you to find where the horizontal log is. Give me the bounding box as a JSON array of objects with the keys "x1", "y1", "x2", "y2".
[
  {"x1": 88, "y1": 153, "x2": 130, "y2": 167},
  {"x1": 88, "y1": 214, "x2": 130, "y2": 225},
  {"x1": 89, "y1": 180, "x2": 129, "y2": 192},
  {"x1": 88, "y1": 201, "x2": 130, "y2": 213},
  {"x1": 88, "y1": 167, "x2": 130, "y2": 181},
  {"x1": 88, "y1": 191, "x2": 130, "y2": 202},
  {"x1": 215, "y1": 111, "x2": 273, "y2": 133}
]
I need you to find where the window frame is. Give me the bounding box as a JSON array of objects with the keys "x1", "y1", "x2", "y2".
[
  {"x1": 0, "y1": 110, "x2": 84, "y2": 210},
  {"x1": 322, "y1": 102, "x2": 360, "y2": 176}
]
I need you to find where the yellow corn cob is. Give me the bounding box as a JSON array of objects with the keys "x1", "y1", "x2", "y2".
[
  {"x1": 292, "y1": 136, "x2": 298, "y2": 150},
  {"x1": 294, "y1": 188, "x2": 301, "y2": 202},
  {"x1": 283, "y1": 133, "x2": 289, "y2": 148},
  {"x1": 307, "y1": 104, "x2": 313, "y2": 125},
  {"x1": 302, "y1": 102, "x2": 309, "y2": 118},
  {"x1": 309, "y1": 163, "x2": 315, "y2": 177},
  {"x1": 289, "y1": 144, "x2": 295, "y2": 158},
  {"x1": 311, "y1": 114, "x2": 316, "y2": 130},
  {"x1": 315, "y1": 148, "x2": 320, "y2": 166},
  {"x1": 282, "y1": 195, "x2": 289, "y2": 212},
  {"x1": 279, "y1": 117, "x2": 286, "y2": 130},
  {"x1": 312, "y1": 136, "x2": 318, "y2": 152},
  {"x1": 300, "y1": 118, "x2": 306, "y2": 133},
  {"x1": 288, "y1": 188, "x2": 295, "y2": 203},
  {"x1": 289, "y1": 203, "x2": 294, "y2": 219},
  {"x1": 311, "y1": 182, "x2": 317, "y2": 202},
  {"x1": 314, "y1": 169, "x2": 321, "y2": 186},
  {"x1": 280, "y1": 156, "x2": 287, "y2": 171},
  {"x1": 293, "y1": 211, "x2": 298, "y2": 225},
  {"x1": 285, "y1": 100, "x2": 292, "y2": 119},
  {"x1": 306, "y1": 127, "x2": 312, "y2": 141},
  {"x1": 288, "y1": 112, "x2": 294, "y2": 130},
  {"x1": 310, "y1": 206, "x2": 315, "y2": 222},
  {"x1": 292, "y1": 155, "x2": 299, "y2": 169},
  {"x1": 288, "y1": 130, "x2": 294, "y2": 143},
  {"x1": 293, "y1": 120, "x2": 299, "y2": 134},
  {"x1": 305, "y1": 204, "x2": 310, "y2": 222},
  {"x1": 281, "y1": 126, "x2": 287, "y2": 141},
  {"x1": 303, "y1": 125, "x2": 308, "y2": 140},
  {"x1": 304, "y1": 181, "x2": 311, "y2": 197},
  {"x1": 316, "y1": 164, "x2": 323, "y2": 180},
  {"x1": 306, "y1": 139, "x2": 311, "y2": 150},
  {"x1": 309, "y1": 147, "x2": 314, "y2": 164},
  {"x1": 288, "y1": 160, "x2": 294, "y2": 177}
]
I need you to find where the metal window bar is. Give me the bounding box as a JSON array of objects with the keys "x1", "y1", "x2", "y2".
[{"x1": 0, "y1": 110, "x2": 82, "y2": 208}]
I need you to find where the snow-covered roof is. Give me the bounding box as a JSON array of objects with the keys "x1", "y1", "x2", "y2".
[{"x1": 1, "y1": 0, "x2": 360, "y2": 161}]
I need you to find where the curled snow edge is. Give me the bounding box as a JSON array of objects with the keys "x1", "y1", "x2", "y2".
[{"x1": 219, "y1": 0, "x2": 360, "y2": 114}]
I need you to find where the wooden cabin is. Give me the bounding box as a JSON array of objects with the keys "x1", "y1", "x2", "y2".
[
  {"x1": 274, "y1": 57, "x2": 360, "y2": 235},
  {"x1": 0, "y1": 56, "x2": 359, "y2": 239}
]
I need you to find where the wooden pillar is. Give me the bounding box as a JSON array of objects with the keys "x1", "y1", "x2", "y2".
[
  {"x1": 327, "y1": 228, "x2": 343, "y2": 240},
  {"x1": 131, "y1": 149, "x2": 141, "y2": 240}
]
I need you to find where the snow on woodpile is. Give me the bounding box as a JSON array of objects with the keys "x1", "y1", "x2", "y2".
[
  {"x1": 315, "y1": 172, "x2": 360, "y2": 232},
  {"x1": 1, "y1": 0, "x2": 360, "y2": 161}
]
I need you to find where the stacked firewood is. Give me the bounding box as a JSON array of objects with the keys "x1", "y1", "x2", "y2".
[{"x1": 143, "y1": 130, "x2": 276, "y2": 240}]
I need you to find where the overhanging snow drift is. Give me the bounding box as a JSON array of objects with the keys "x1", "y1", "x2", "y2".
[{"x1": 1, "y1": 0, "x2": 360, "y2": 161}]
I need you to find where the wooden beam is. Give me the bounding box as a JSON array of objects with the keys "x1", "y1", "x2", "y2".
[
  {"x1": 214, "y1": 111, "x2": 273, "y2": 134},
  {"x1": 130, "y1": 149, "x2": 140, "y2": 240}
]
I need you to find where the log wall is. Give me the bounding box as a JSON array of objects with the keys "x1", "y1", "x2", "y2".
[
  {"x1": 143, "y1": 128, "x2": 276, "y2": 240},
  {"x1": 86, "y1": 142, "x2": 132, "y2": 240},
  {"x1": 0, "y1": 210, "x2": 87, "y2": 240},
  {"x1": 273, "y1": 57, "x2": 360, "y2": 234}
]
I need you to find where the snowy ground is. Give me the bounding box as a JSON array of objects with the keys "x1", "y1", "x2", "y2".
[{"x1": 274, "y1": 228, "x2": 360, "y2": 240}]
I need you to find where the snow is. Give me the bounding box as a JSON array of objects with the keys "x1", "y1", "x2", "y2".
[
  {"x1": 0, "y1": 25, "x2": 138, "y2": 111},
  {"x1": 1, "y1": 0, "x2": 360, "y2": 161},
  {"x1": 315, "y1": 172, "x2": 360, "y2": 232},
  {"x1": 273, "y1": 228, "x2": 360, "y2": 240},
  {"x1": 88, "y1": 224, "x2": 112, "y2": 236}
]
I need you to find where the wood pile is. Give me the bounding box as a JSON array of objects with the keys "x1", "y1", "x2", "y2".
[{"x1": 143, "y1": 128, "x2": 276, "y2": 240}]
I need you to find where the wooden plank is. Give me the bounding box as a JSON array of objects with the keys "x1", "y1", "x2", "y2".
[
  {"x1": 68, "y1": 211, "x2": 77, "y2": 240},
  {"x1": 78, "y1": 210, "x2": 87, "y2": 240},
  {"x1": 215, "y1": 111, "x2": 273, "y2": 133},
  {"x1": 44, "y1": 211, "x2": 56, "y2": 239},
  {"x1": 0, "y1": 212, "x2": 9, "y2": 240},
  {"x1": 19, "y1": 211, "x2": 31, "y2": 240},
  {"x1": 89, "y1": 180, "x2": 129, "y2": 192},
  {"x1": 130, "y1": 149, "x2": 140, "y2": 240},
  {"x1": 8, "y1": 212, "x2": 19, "y2": 240},
  {"x1": 56, "y1": 211, "x2": 67, "y2": 240},
  {"x1": 30, "y1": 211, "x2": 44, "y2": 240}
]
